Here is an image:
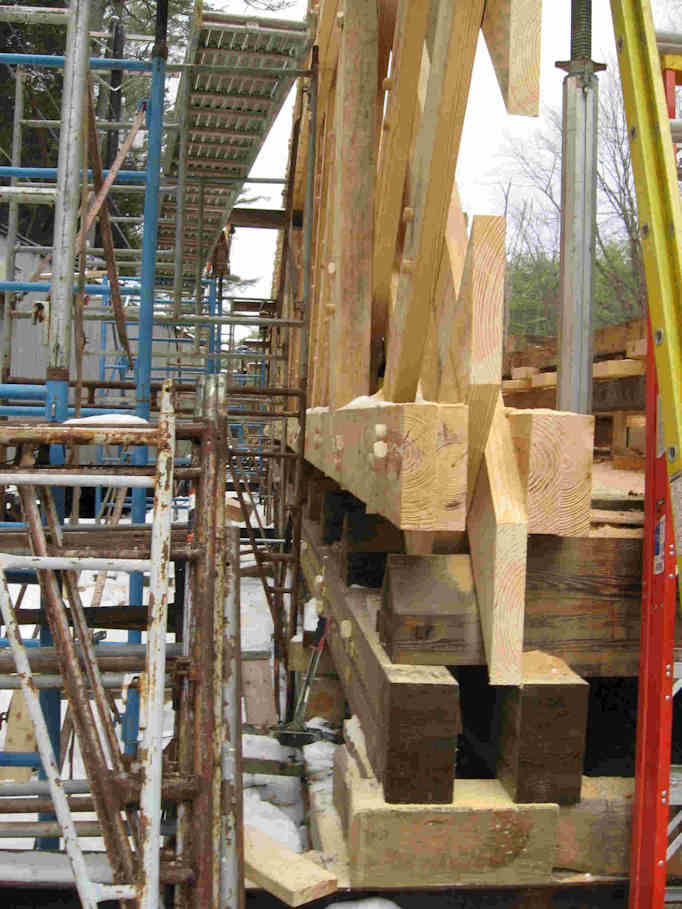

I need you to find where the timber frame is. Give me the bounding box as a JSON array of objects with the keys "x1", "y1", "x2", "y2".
[{"x1": 267, "y1": 0, "x2": 674, "y2": 902}]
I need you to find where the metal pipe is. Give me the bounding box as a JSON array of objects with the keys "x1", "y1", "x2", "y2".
[
  {"x1": 556, "y1": 2, "x2": 598, "y2": 414},
  {"x1": 0, "y1": 569, "x2": 101, "y2": 908},
  {"x1": 139, "y1": 382, "x2": 174, "y2": 907},
  {"x1": 0, "y1": 673, "x2": 167, "y2": 689},
  {"x1": 0, "y1": 6, "x2": 70, "y2": 24},
  {"x1": 0, "y1": 166, "x2": 147, "y2": 183},
  {"x1": 0, "y1": 471, "x2": 154, "y2": 487},
  {"x1": 127, "y1": 6, "x2": 167, "y2": 765},
  {"x1": 2, "y1": 67, "x2": 24, "y2": 383},
  {"x1": 220, "y1": 525, "x2": 244, "y2": 907}
]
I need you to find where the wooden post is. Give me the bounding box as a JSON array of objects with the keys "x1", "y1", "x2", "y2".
[
  {"x1": 496, "y1": 651, "x2": 589, "y2": 805},
  {"x1": 328, "y1": 0, "x2": 378, "y2": 408}
]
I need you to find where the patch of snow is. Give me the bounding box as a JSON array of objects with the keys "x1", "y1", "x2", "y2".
[
  {"x1": 243, "y1": 787, "x2": 304, "y2": 853},
  {"x1": 303, "y1": 597, "x2": 320, "y2": 632},
  {"x1": 327, "y1": 901, "x2": 403, "y2": 909},
  {"x1": 64, "y1": 414, "x2": 149, "y2": 425},
  {"x1": 302, "y1": 739, "x2": 336, "y2": 781},
  {"x1": 338, "y1": 393, "x2": 396, "y2": 410}
]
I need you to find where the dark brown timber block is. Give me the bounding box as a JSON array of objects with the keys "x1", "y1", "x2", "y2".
[
  {"x1": 496, "y1": 651, "x2": 588, "y2": 805},
  {"x1": 302, "y1": 517, "x2": 459, "y2": 803},
  {"x1": 321, "y1": 488, "x2": 364, "y2": 543},
  {"x1": 304, "y1": 472, "x2": 338, "y2": 522},
  {"x1": 379, "y1": 538, "x2": 671, "y2": 677}
]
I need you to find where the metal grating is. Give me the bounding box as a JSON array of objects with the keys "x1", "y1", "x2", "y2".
[{"x1": 162, "y1": 10, "x2": 311, "y2": 279}]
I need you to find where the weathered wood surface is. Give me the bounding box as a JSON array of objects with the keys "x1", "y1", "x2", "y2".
[
  {"x1": 496, "y1": 651, "x2": 588, "y2": 805},
  {"x1": 241, "y1": 659, "x2": 277, "y2": 727},
  {"x1": 244, "y1": 825, "x2": 338, "y2": 906},
  {"x1": 507, "y1": 409, "x2": 594, "y2": 536},
  {"x1": 482, "y1": 0, "x2": 542, "y2": 115},
  {"x1": 379, "y1": 538, "x2": 662, "y2": 676},
  {"x1": 503, "y1": 375, "x2": 647, "y2": 413},
  {"x1": 302, "y1": 402, "x2": 468, "y2": 532},
  {"x1": 301, "y1": 517, "x2": 460, "y2": 803},
  {"x1": 334, "y1": 745, "x2": 558, "y2": 888},
  {"x1": 468, "y1": 394, "x2": 527, "y2": 685},
  {"x1": 329, "y1": 0, "x2": 377, "y2": 408}
]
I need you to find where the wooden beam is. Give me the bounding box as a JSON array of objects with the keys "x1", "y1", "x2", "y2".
[
  {"x1": 244, "y1": 826, "x2": 338, "y2": 906},
  {"x1": 228, "y1": 208, "x2": 287, "y2": 229},
  {"x1": 372, "y1": 0, "x2": 430, "y2": 359},
  {"x1": 301, "y1": 517, "x2": 460, "y2": 803},
  {"x1": 439, "y1": 215, "x2": 506, "y2": 506},
  {"x1": 503, "y1": 374, "x2": 647, "y2": 412},
  {"x1": 496, "y1": 651, "x2": 588, "y2": 805},
  {"x1": 482, "y1": 0, "x2": 542, "y2": 115},
  {"x1": 382, "y1": 0, "x2": 484, "y2": 402},
  {"x1": 506, "y1": 409, "x2": 595, "y2": 536},
  {"x1": 468, "y1": 394, "x2": 527, "y2": 685},
  {"x1": 302, "y1": 401, "x2": 468, "y2": 532},
  {"x1": 379, "y1": 537, "x2": 657, "y2": 676},
  {"x1": 334, "y1": 745, "x2": 558, "y2": 888},
  {"x1": 328, "y1": 0, "x2": 377, "y2": 408},
  {"x1": 420, "y1": 183, "x2": 468, "y2": 399}
]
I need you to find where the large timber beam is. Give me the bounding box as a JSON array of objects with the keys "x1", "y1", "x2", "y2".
[
  {"x1": 482, "y1": 0, "x2": 542, "y2": 116},
  {"x1": 301, "y1": 516, "x2": 460, "y2": 804}
]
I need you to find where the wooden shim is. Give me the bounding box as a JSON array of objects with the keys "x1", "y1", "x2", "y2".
[
  {"x1": 482, "y1": 0, "x2": 542, "y2": 116},
  {"x1": 334, "y1": 745, "x2": 558, "y2": 888},
  {"x1": 382, "y1": 0, "x2": 484, "y2": 402},
  {"x1": 373, "y1": 0, "x2": 430, "y2": 353},
  {"x1": 468, "y1": 395, "x2": 527, "y2": 685},
  {"x1": 506, "y1": 408, "x2": 595, "y2": 536},
  {"x1": 301, "y1": 518, "x2": 460, "y2": 803},
  {"x1": 438, "y1": 215, "x2": 506, "y2": 505},
  {"x1": 496, "y1": 651, "x2": 588, "y2": 806},
  {"x1": 328, "y1": 0, "x2": 377, "y2": 408},
  {"x1": 244, "y1": 825, "x2": 338, "y2": 906}
]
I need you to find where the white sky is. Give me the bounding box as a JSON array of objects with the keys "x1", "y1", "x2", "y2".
[{"x1": 213, "y1": 0, "x2": 661, "y2": 300}]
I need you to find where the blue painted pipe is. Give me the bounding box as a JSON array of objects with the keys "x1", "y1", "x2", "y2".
[
  {"x1": 6, "y1": 571, "x2": 38, "y2": 585},
  {"x1": 0, "y1": 281, "x2": 139, "y2": 296},
  {"x1": 127, "y1": 48, "x2": 167, "y2": 757},
  {"x1": 0, "y1": 406, "x2": 133, "y2": 417},
  {"x1": 0, "y1": 752, "x2": 42, "y2": 768},
  {"x1": 0, "y1": 167, "x2": 146, "y2": 184},
  {"x1": 0, "y1": 384, "x2": 47, "y2": 400},
  {"x1": 0, "y1": 53, "x2": 151, "y2": 72}
]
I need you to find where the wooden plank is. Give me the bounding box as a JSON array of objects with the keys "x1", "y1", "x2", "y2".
[
  {"x1": 328, "y1": 0, "x2": 377, "y2": 408},
  {"x1": 438, "y1": 215, "x2": 506, "y2": 505},
  {"x1": 503, "y1": 374, "x2": 647, "y2": 413},
  {"x1": 506, "y1": 409, "x2": 594, "y2": 535},
  {"x1": 244, "y1": 825, "x2": 338, "y2": 906},
  {"x1": 373, "y1": 0, "x2": 430, "y2": 360},
  {"x1": 334, "y1": 745, "x2": 558, "y2": 888},
  {"x1": 241, "y1": 660, "x2": 277, "y2": 728},
  {"x1": 0, "y1": 692, "x2": 35, "y2": 783},
  {"x1": 468, "y1": 395, "x2": 527, "y2": 685},
  {"x1": 301, "y1": 518, "x2": 460, "y2": 803},
  {"x1": 496, "y1": 651, "x2": 588, "y2": 805},
  {"x1": 482, "y1": 0, "x2": 542, "y2": 115},
  {"x1": 382, "y1": 0, "x2": 484, "y2": 402},
  {"x1": 305, "y1": 676, "x2": 346, "y2": 724},
  {"x1": 528, "y1": 359, "x2": 646, "y2": 391}
]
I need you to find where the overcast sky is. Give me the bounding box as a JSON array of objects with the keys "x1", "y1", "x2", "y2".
[{"x1": 214, "y1": 0, "x2": 663, "y2": 300}]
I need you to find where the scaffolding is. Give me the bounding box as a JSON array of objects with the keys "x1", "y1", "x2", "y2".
[{"x1": 0, "y1": 1, "x2": 314, "y2": 905}]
